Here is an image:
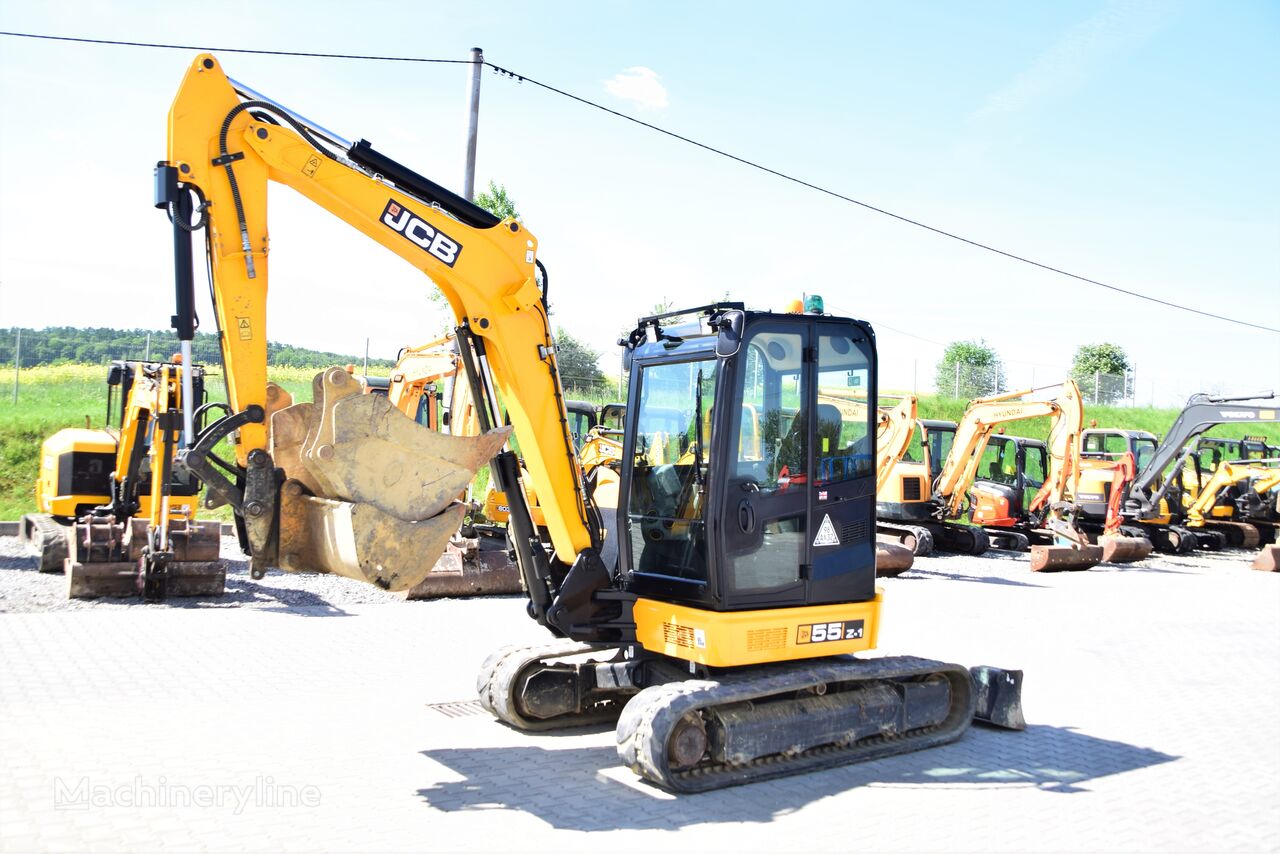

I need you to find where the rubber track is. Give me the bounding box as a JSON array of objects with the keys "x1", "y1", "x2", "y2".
[
  {"x1": 616, "y1": 655, "x2": 976, "y2": 793},
  {"x1": 476, "y1": 639, "x2": 630, "y2": 731},
  {"x1": 876, "y1": 523, "x2": 935, "y2": 556},
  {"x1": 20, "y1": 514, "x2": 69, "y2": 574}
]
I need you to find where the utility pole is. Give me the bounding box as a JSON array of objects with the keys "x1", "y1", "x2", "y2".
[
  {"x1": 145, "y1": 332, "x2": 152, "y2": 362},
  {"x1": 954, "y1": 362, "x2": 960, "y2": 398},
  {"x1": 363, "y1": 337, "x2": 370, "y2": 376},
  {"x1": 463, "y1": 47, "x2": 484, "y2": 201},
  {"x1": 11, "y1": 328, "x2": 20, "y2": 404}
]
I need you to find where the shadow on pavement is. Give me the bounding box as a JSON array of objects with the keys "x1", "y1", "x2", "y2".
[
  {"x1": 0, "y1": 553, "x2": 37, "y2": 571},
  {"x1": 900, "y1": 567, "x2": 1049, "y2": 588},
  {"x1": 414, "y1": 723, "x2": 1176, "y2": 829}
]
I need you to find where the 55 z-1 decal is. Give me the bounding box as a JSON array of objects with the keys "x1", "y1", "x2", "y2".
[
  {"x1": 381, "y1": 199, "x2": 462, "y2": 267},
  {"x1": 796, "y1": 619, "x2": 865, "y2": 644}
]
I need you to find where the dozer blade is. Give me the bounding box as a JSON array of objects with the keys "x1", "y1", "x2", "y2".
[
  {"x1": 1029, "y1": 543, "x2": 1102, "y2": 571},
  {"x1": 66, "y1": 518, "x2": 224, "y2": 598},
  {"x1": 969, "y1": 666, "x2": 1026, "y2": 730},
  {"x1": 1099, "y1": 534, "x2": 1154, "y2": 564},
  {"x1": 300, "y1": 367, "x2": 511, "y2": 522},
  {"x1": 1253, "y1": 544, "x2": 1280, "y2": 572},
  {"x1": 403, "y1": 539, "x2": 523, "y2": 598},
  {"x1": 875, "y1": 541, "x2": 914, "y2": 577},
  {"x1": 277, "y1": 480, "x2": 466, "y2": 591}
]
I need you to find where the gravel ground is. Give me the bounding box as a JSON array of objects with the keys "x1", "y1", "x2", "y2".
[
  {"x1": 0, "y1": 532, "x2": 1267, "y2": 612},
  {"x1": 0, "y1": 535, "x2": 406, "y2": 612}
]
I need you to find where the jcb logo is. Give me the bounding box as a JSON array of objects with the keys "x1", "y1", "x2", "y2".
[{"x1": 381, "y1": 199, "x2": 462, "y2": 267}]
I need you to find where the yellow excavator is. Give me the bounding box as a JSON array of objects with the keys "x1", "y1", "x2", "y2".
[
  {"x1": 875, "y1": 382, "x2": 1128, "y2": 568},
  {"x1": 157, "y1": 53, "x2": 1023, "y2": 792},
  {"x1": 1075, "y1": 394, "x2": 1280, "y2": 553},
  {"x1": 1184, "y1": 457, "x2": 1279, "y2": 544},
  {"x1": 916, "y1": 381, "x2": 1137, "y2": 571},
  {"x1": 19, "y1": 359, "x2": 224, "y2": 597}
]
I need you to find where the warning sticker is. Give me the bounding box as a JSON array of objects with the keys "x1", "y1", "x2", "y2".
[
  {"x1": 302, "y1": 156, "x2": 321, "y2": 177},
  {"x1": 236, "y1": 316, "x2": 252, "y2": 341},
  {"x1": 813, "y1": 513, "x2": 840, "y2": 547}
]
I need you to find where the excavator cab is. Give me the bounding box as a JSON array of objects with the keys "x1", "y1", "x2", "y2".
[{"x1": 619, "y1": 304, "x2": 878, "y2": 610}]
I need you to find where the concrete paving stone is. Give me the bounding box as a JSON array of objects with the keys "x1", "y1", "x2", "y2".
[{"x1": 0, "y1": 538, "x2": 1277, "y2": 851}]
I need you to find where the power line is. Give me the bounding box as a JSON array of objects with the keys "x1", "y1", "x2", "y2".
[
  {"x1": 0, "y1": 31, "x2": 469, "y2": 63},
  {"x1": 490, "y1": 65, "x2": 1279, "y2": 336},
  {"x1": 2, "y1": 30, "x2": 1276, "y2": 335}
]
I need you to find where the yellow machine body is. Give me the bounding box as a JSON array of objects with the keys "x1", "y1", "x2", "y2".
[{"x1": 633, "y1": 593, "x2": 882, "y2": 668}]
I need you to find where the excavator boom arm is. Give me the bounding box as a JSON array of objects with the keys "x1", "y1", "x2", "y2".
[
  {"x1": 934, "y1": 382, "x2": 1083, "y2": 518},
  {"x1": 164, "y1": 55, "x2": 594, "y2": 571}
]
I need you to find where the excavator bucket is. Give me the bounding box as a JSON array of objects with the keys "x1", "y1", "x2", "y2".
[
  {"x1": 277, "y1": 481, "x2": 466, "y2": 590},
  {"x1": 1028, "y1": 543, "x2": 1103, "y2": 572},
  {"x1": 1253, "y1": 545, "x2": 1279, "y2": 572},
  {"x1": 875, "y1": 541, "x2": 914, "y2": 577},
  {"x1": 267, "y1": 367, "x2": 511, "y2": 591},
  {"x1": 1098, "y1": 534, "x2": 1154, "y2": 564}
]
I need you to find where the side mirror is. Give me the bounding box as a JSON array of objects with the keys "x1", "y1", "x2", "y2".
[{"x1": 716, "y1": 310, "x2": 745, "y2": 357}]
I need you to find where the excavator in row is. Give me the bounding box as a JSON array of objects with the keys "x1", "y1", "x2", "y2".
[
  {"x1": 18, "y1": 359, "x2": 224, "y2": 597},
  {"x1": 152, "y1": 53, "x2": 1024, "y2": 793},
  {"x1": 1077, "y1": 394, "x2": 1280, "y2": 553},
  {"x1": 910, "y1": 381, "x2": 1146, "y2": 570},
  {"x1": 873, "y1": 381, "x2": 1141, "y2": 569}
]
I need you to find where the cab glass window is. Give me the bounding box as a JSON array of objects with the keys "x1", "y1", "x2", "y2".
[
  {"x1": 814, "y1": 332, "x2": 874, "y2": 483},
  {"x1": 627, "y1": 359, "x2": 716, "y2": 580},
  {"x1": 1025, "y1": 445, "x2": 1048, "y2": 487},
  {"x1": 979, "y1": 437, "x2": 1017, "y2": 485},
  {"x1": 736, "y1": 333, "x2": 804, "y2": 491}
]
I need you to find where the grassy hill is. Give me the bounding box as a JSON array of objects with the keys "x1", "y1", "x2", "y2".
[{"x1": 2, "y1": 365, "x2": 1277, "y2": 519}]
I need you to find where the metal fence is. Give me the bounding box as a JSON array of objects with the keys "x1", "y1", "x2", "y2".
[{"x1": 934, "y1": 363, "x2": 1136, "y2": 406}]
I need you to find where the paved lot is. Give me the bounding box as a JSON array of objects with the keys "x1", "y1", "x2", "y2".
[{"x1": 0, "y1": 540, "x2": 1277, "y2": 852}]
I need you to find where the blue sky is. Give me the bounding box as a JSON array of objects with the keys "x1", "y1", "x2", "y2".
[{"x1": 0, "y1": 0, "x2": 1276, "y2": 403}]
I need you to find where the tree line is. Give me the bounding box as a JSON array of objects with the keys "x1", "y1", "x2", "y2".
[{"x1": 0, "y1": 327, "x2": 394, "y2": 370}]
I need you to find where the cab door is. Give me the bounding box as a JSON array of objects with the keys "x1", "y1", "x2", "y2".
[
  {"x1": 807, "y1": 323, "x2": 877, "y2": 604},
  {"x1": 716, "y1": 319, "x2": 878, "y2": 609},
  {"x1": 718, "y1": 323, "x2": 809, "y2": 609}
]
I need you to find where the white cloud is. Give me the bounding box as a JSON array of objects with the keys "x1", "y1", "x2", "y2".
[{"x1": 603, "y1": 66, "x2": 668, "y2": 109}]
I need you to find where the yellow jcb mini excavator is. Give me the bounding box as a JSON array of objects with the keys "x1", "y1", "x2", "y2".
[
  {"x1": 19, "y1": 359, "x2": 224, "y2": 597},
  {"x1": 158, "y1": 54, "x2": 1023, "y2": 792}
]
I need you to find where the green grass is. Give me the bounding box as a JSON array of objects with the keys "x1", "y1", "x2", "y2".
[
  {"x1": 0, "y1": 365, "x2": 323, "y2": 520},
  {"x1": 3, "y1": 366, "x2": 1277, "y2": 520}
]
